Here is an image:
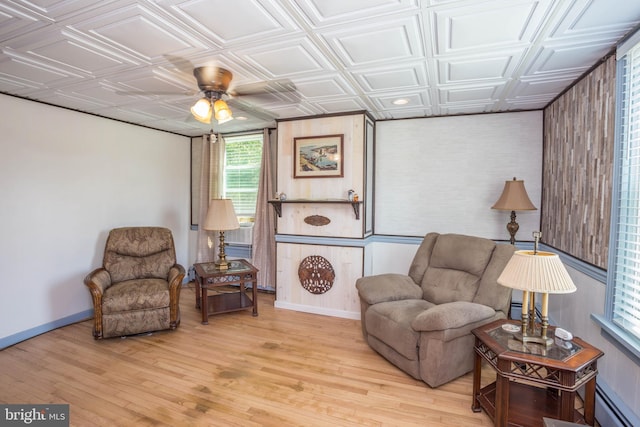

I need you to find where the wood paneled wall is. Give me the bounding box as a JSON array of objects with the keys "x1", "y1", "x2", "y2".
[{"x1": 541, "y1": 55, "x2": 616, "y2": 268}]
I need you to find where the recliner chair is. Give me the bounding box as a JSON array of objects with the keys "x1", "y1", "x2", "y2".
[
  {"x1": 84, "y1": 227, "x2": 185, "y2": 339},
  {"x1": 356, "y1": 232, "x2": 515, "y2": 387}
]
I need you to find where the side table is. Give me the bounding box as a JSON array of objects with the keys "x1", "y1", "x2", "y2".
[
  {"x1": 194, "y1": 259, "x2": 259, "y2": 325},
  {"x1": 472, "y1": 319, "x2": 603, "y2": 427}
]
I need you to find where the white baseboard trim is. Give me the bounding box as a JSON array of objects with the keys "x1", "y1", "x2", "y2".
[{"x1": 274, "y1": 300, "x2": 360, "y2": 320}]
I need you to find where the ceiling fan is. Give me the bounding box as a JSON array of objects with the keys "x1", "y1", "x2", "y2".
[
  {"x1": 116, "y1": 57, "x2": 297, "y2": 126},
  {"x1": 188, "y1": 65, "x2": 296, "y2": 126},
  {"x1": 190, "y1": 66, "x2": 234, "y2": 125}
]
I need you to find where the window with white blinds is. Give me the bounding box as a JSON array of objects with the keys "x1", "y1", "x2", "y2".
[
  {"x1": 221, "y1": 133, "x2": 263, "y2": 245},
  {"x1": 609, "y1": 34, "x2": 640, "y2": 344}
]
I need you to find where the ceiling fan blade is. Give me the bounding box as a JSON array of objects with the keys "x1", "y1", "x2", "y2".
[
  {"x1": 229, "y1": 79, "x2": 297, "y2": 97},
  {"x1": 227, "y1": 98, "x2": 278, "y2": 121},
  {"x1": 163, "y1": 55, "x2": 195, "y2": 74},
  {"x1": 115, "y1": 89, "x2": 197, "y2": 96}
]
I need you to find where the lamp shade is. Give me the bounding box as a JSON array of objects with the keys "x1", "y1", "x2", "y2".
[
  {"x1": 203, "y1": 199, "x2": 239, "y2": 231},
  {"x1": 492, "y1": 177, "x2": 537, "y2": 211},
  {"x1": 497, "y1": 250, "x2": 577, "y2": 294}
]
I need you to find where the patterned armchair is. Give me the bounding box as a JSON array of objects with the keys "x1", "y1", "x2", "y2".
[{"x1": 84, "y1": 227, "x2": 185, "y2": 339}]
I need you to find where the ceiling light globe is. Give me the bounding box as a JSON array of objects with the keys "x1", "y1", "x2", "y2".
[
  {"x1": 191, "y1": 98, "x2": 212, "y2": 124},
  {"x1": 214, "y1": 99, "x2": 233, "y2": 121}
]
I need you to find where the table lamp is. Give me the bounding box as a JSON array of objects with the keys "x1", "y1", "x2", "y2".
[
  {"x1": 497, "y1": 232, "x2": 576, "y2": 346},
  {"x1": 203, "y1": 198, "x2": 239, "y2": 271},
  {"x1": 491, "y1": 177, "x2": 537, "y2": 244}
]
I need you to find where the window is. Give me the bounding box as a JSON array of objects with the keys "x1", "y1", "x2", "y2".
[
  {"x1": 600, "y1": 30, "x2": 640, "y2": 356},
  {"x1": 221, "y1": 133, "x2": 263, "y2": 244}
]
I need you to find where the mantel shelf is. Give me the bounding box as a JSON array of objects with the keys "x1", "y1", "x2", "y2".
[{"x1": 268, "y1": 199, "x2": 362, "y2": 220}]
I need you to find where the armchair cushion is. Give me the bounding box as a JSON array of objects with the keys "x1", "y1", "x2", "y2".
[
  {"x1": 429, "y1": 233, "x2": 495, "y2": 276},
  {"x1": 104, "y1": 227, "x2": 176, "y2": 283},
  {"x1": 421, "y1": 268, "x2": 480, "y2": 304},
  {"x1": 421, "y1": 233, "x2": 496, "y2": 304},
  {"x1": 103, "y1": 279, "x2": 171, "y2": 313},
  {"x1": 410, "y1": 301, "x2": 495, "y2": 332}
]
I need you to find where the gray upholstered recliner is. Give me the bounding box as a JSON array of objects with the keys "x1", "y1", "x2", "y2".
[
  {"x1": 356, "y1": 232, "x2": 515, "y2": 387},
  {"x1": 84, "y1": 227, "x2": 185, "y2": 339}
]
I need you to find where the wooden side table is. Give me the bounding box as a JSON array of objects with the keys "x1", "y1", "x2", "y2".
[
  {"x1": 194, "y1": 259, "x2": 259, "y2": 325},
  {"x1": 472, "y1": 319, "x2": 603, "y2": 427}
]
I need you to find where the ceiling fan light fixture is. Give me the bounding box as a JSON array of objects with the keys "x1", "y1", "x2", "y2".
[
  {"x1": 191, "y1": 98, "x2": 212, "y2": 124},
  {"x1": 213, "y1": 99, "x2": 233, "y2": 122}
]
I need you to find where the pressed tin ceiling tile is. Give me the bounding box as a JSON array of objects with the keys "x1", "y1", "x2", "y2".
[{"x1": 0, "y1": 0, "x2": 637, "y2": 136}]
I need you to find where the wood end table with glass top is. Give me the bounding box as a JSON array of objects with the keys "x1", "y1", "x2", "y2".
[
  {"x1": 472, "y1": 319, "x2": 603, "y2": 427},
  {"x1": 194, "y1": 259, "x2": 258, "y2": 324}
]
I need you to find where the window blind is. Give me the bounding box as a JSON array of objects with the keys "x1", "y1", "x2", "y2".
[
  {"x1": 611, "y1": 41, "x2": 640, "y2": 340},
  {"x1": 223, "y1": 134, "x2": 263, "y2": 218}
]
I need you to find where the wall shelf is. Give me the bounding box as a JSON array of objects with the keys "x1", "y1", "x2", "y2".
[{"x1": 268, "y1": 199, "x2": 363, "y2": 220}]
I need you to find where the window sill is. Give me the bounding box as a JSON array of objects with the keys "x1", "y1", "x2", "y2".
[{"x1": 591, "y1": 314, "x2": 640, "y2": 365}]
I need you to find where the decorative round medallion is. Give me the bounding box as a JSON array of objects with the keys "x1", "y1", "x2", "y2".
[{"x1": 298, "y1": 255, "x2": 335, "y2": 294}]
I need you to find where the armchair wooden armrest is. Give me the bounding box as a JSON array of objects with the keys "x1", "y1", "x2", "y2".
[
  {"x1": 168, "y1": 264, "x2": 186, "y2": 329},
  {"x1": 83, "y1": 268, "x2": 112, "y2": 339}
]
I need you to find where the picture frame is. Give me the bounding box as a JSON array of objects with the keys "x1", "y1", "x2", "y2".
[{"x1": 293, "y1": 134, "x2": 344, "y2": 178}]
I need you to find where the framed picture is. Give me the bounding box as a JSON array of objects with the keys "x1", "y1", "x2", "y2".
[{"x1": 293, "y1": 134, "x2": 344, "y2": 178}]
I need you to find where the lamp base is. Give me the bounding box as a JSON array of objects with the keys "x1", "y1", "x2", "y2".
[
  {"x1": 215, "y1": 230, "x2": 230, "y2": 271},
  {"x1": 506, "y1": 210, "x2": 519, "y2": 245},
  {"x1": 215, "y1": 259, "x2": 230, "y2": 271},
  {"x1": 513, "y1": 328, "x2": 554, "y2": 347},
  {"x1": 519, "y1": 291, "x2": 553, "y2": 347}
]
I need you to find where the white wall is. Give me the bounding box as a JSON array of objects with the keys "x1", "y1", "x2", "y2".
[
  {"x1": 375, "y1": 111, "x2": 542, "y2": 240},
  {"x1": 0, "y1": 94, "x2": 190, "y2": 344}
]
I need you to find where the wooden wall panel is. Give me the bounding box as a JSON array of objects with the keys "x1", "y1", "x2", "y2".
[
  {"x1": 541, "y1": 55, "x2": 616, "y2": 268},
  {"x1": 276, "y1": 113, "x2": 366, "y2": 238},
  {"x1": 275, "y1": 242, "x2": 363, "y2": 319}
]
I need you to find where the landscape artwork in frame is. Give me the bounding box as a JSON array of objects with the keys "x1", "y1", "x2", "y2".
[{"x1": 293, "y1": 134, "x2": 344, "y2": 178}]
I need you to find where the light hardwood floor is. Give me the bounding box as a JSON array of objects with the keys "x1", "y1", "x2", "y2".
[{"x1": 0, "y1": 284, "x2": 499, "y2": 426}]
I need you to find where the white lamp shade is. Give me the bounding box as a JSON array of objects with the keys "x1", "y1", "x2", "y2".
[
  {"x1": 497, "y1": 250, "x2": 577, "y2": 294},
  {"x1": 492, "y1": 178, "x2": 537, "y2": 211},
  {"x1": 203, "y1": 199, "x2": 239, "y2": 231}
]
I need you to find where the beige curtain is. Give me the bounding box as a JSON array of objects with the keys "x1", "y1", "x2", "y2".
[
  {"x1": 196, "y1": 133, "x2": 226, "y2": 263},
  {"x1": 210, "y1": 133, "x2": 225, "y2": 200},
  {"x1": 251, "y1": 128, "x2": 276, "y2": 291}
]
